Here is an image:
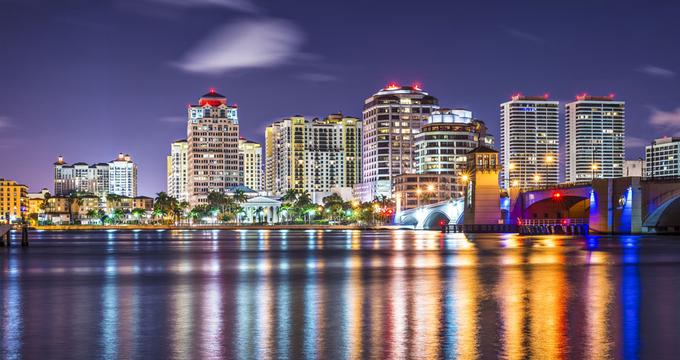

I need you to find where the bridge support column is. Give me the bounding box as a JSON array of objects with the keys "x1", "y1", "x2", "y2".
[{"x1": 590, "y1": 177, "x2": 642, "y2": 234}]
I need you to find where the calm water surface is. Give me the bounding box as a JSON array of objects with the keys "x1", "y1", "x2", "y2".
[{"x1": 1, "y1": 229, "x2": 679, "y2": 359}]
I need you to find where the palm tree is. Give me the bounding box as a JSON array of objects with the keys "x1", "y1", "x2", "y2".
[
  {"x1": 66, "y1": 192, "x2": 82, "y2": 225},
  {"x1": 131, "y1": 208, "x2": 146, "y2": 224},
  {"x1": 232, "y1": 189, "x2": 248, "y2": 204}
]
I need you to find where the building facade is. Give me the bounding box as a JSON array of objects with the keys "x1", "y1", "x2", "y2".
[
  {"x1": 108, "y1": 153, "x2": 137, "y2": 197},
  {"x1": 500, "y1": 94, "x2": 560, "y2": 188},
  {"x1": 358, "y1": 83, "x2": 439, "y2": 201},
  {"x1": 624, "y1": 159, "x2": 644, "y2": 177},
  {"x1": 239, "y1": 138, "x2": 263, "y2": 192},
  {"x1": 646, "y1": 137, "x2": 680, "y2": 178},
  {"x1": 265, "y1": 114, "x2": 362, "y2": 201},
  {"x1": 53, "y1": 154, "x2": 137, "y2": 197},
  {"x1": 414, "y1": 108, "x2": 492, "y2": 198},
  {"x1": 187, "y1": 89, "x2": 240, "y2": 206},
  {"x1": 565, "y1": 95, "x2": 625, "y2": 182},
  {"x1": 167, "y1": 139, "x2": 189, "y2": 202},
  {"x1": 0, "y1": 179, "x2": 28, "y2": 223},
  {"x1": 393, "y1": 174, "x2": 457, "y2": 212}
]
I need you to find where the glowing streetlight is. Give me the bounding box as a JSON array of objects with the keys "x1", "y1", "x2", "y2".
[
  {"x1": 427, "y1": 184, "x2": 435, "y2": 192},
  {"x1": 546, "y1": 155, "x2": 555, "y2": 163},
  {"x1": 508, "y1": 163, "x2": 516, "y2": 170},
  {"x1": 533, "y1": 174, "x2": 541, "y2": 183},
  {"x1": 512, "y1": 180, "x2": 520, "y2": 187},
  {"x1": 461, "y1": 174, "x2": 469, "y2": 183}
]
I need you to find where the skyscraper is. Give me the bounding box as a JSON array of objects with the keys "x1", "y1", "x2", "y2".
[
  {"x1": 565, "y1": 94, "x2": 625, "y2": 182},
  {"x1": 108, "y1": 153, "x2": 138, "y2": 197},
  {"x1": 413, "y1": 108, "x2": 492, "y2": 197},
  {"x1": 500, "y1": 94, "x2": 559, "y2": 188},
  {"x1": 186, "y1": 88, "x2": 240, "y2": 206},
  {"x1": 265, "y1": 114, "x2": 361, "y2": 202},
  {"x1": 238, "y1": 138, "x2": 263, "y2": 192},
  {"x1": 167, "y1": 139, "x2": 189, "y2": 202},
  {"x1": 646, "y1": 137, "x2": 680, "y2": 178},
  {"x1": 358, "y1": 83, "x2": 439, "y2": 201}
]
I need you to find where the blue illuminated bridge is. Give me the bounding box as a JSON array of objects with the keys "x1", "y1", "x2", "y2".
[{"x1": 396, "y1": 177, "x2": 680, "y2": 234}]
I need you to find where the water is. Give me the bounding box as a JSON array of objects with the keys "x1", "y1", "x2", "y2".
[{"x1": 1, "y1": 230, "x2": 679, "y2": 359}]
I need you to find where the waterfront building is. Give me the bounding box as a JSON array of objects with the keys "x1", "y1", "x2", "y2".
[
  {"x1": 167, "y1": 139, "x2": 189, "y2": 202},
  {"x1": 108, "y1": 153, "x2": 137, "y2": 197},
  {"x1": 393, "y1": 174, "x2": 457, "y2": 212},
  {"x1": 645, "y1": 137, "x2": 680, "y2": 178},
  {"x1": 624, "y1": 159, "x2": 644, "y2": 177},
  {"x1": 53, "y1": 154, "x2": 137, "y2": 197},
  {"x1": 187, "y1": 88, "x2": 240, "y2": 206},
  {"x1": 239, "y1": 138, "x2": 263, "y2": 192},
  {"x1": 414, "y1": 108, "x2": 493, "y2": 198},
  {"x1": 26, "y1": 188, "x2": 50, "y2": 224},
  {"x1": 565, "y1": 95, "x2": 625, "y2": 182},
  {"x1": 357, "y1": 83, "x2": 439, "y2": 201},
  {"x1": 265, "y1": 114, "x2": 362, "y2": 202},
  {"x1": 0, "y1": 178, "x2": 28, "y2": 223},
  {"x1": 500, "y1": 94, "x2": 560, "y2": 188}
]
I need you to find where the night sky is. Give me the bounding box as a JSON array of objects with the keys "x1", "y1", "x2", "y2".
[{"x1": 2, "y1": 0, "x2": 680, "y2": 196}]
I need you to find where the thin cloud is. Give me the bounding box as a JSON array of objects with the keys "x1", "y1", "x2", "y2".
[
  {"x1": 504, "y1": 27, "x2": 544, "y2": 43},
  {"x1": 175, "y1": 19, "x2": 304, "y2": 74},
  {"x1": 626, "y1": 136, "x2": 649, "y2": 148},
  {"x1": 144, "y1": 0, "x2": 257, "y2": 13},
  {"x1": 294, "y1": 73, "x2": 338, "y2": 83},
  {"x1": 0, "y1": 116, "x2": 12, "y2": 129},
  {"x1": 160, "y1": 115, "x2": 186, "y2": 123},
  {"x1": 639, "y1": 65, "x2": 676, "y2": 78},
  {"x1": 649, "y1": 106, "x2": 680, "y2": 135}
]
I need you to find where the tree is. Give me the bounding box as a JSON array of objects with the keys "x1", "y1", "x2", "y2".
[
  {"x1": 154, "y1": 192, "x2": 178, "y2": 224},
  {"x1": 66, "y1": 192, "x2": 82, "y2": 225},
  {"x1": 131, "y1": 208, "x2": 146, "y2": 223},
  {"x1": 232, "y1": 189, "x2": 248, "y2": 204},
  {"x1": 322, "y1": 193, "x2": 345, "y2": 221}
]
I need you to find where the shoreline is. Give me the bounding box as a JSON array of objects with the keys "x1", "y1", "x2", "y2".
[{"x1": 31, "y1": 224, "x2": 409, "y2": 231}]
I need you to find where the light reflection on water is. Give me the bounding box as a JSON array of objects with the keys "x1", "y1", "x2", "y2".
[{"x1": 2, "y1": 229, "x2": 680, "y2": 359}]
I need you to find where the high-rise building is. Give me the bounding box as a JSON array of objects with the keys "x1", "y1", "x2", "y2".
[
  {"x1": 238, "y1": 138, "x2": 263, "y2": 192},
  {"x1": 0, "y1": 178, "x2": 28, "y2": 224},
  {"x1": 357, "y1": 83, "x2": 439, "y2": 201},
  {"x1": 565, "y1": 95, "x2": 625, "y2": 182},
  {"x1": 265, "y1": 114, "x2": 362, "y2": 201},
  {"x1": 167, "y1": 139, "x2": 189, "y2": 202},
  {"x1": 500, "y1": 94, "x2": 559, "y2": 188},
  {"x1": 108, "y1": 153, "x2": 137, "y2": 197},
  {"x1": 413, "y1": 108, "x2": 493, "y2": 198},
  {"x1": 53, "y1": 154, "x2": 137, "y2": 197},
  {"x1": 186, "y1": 88, "x2": 240, "y2": 206},
  {"x1": 645, "y1": 137, "x2": 680, "y2": 178}
]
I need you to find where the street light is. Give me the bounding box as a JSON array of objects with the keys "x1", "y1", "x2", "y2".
[
  {"x1": 533, "y1": 174, "x2": 541, "y2": 186},
  {"x1": 591, "y1": 163, "x2": 598, "y2": 180}
]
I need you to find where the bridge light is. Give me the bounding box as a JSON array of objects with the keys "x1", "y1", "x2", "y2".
[
  {"x1": 461, "y1": 174, "x2": 469, "y2": 183},
  {"x1": 553, "y1": 192, "x2": 562, "y2": 199},
  {"x1": 427, "y1": 184, "x2": 435, "y2": 192},
  {"x1": 511, "y1": 180, "x2": 520, "y2": 187}
]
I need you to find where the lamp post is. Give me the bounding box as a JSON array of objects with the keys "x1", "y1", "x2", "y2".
[{"x1": 545, "y1": 155, "x2": 555, "y2": 187}]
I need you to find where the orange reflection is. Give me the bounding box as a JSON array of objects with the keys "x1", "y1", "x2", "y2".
[
  {"x1": 585, "y1": 260, "x2": 613, "y2": 359},
  {"x1": 452, "y1": 251, "x2": 479, "y2": 360},
  {"x1": 498, "y1": 255, "x2": 526, "y2": 360}
]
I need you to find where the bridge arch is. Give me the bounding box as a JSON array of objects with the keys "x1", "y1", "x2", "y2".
[
  {"x1": 643, "y1": 189, "x2": 680, "y2": 231},
  {"x1": 422, "y1": 211, "x2": 451, "y2": 230},
  {"x1": 524, "y1": 195, "x2": 589, "y2": 220}
]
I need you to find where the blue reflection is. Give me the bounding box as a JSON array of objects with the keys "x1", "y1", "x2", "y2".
[
  {"x1": 4, "y1": 256, "x2": 22, "y2": 359},
  {"x1": 621, "y1": 238, "x2": 640, "y2": 360},
  {"x1": 276, "y1": 258, "x2": 291, "y2": 358},
  {"x1": 304, "y1": 256, "x2": 319, "y2": 358},
  {"x1": 101, "y1": 256, "x2": 118, "y2": 359},
  {"x1": 586, "y1": 237, "x2": 600, "y2": 251}
]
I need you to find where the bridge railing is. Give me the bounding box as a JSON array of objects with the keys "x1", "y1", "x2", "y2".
[
  {"x1": 520, "y1": 218, "x2": 588, "y2": 226},
  {"x1": 520, "y1": 182, "x2": 592, "y2": 192}
]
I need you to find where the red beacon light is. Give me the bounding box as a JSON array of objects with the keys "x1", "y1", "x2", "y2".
[
  {"x1": 412, "y1": 82, "x2": 422, "y2": 91},
  {"x1": 209, "y1": 87, "x2": 217, "y2": 94},
  {"x1": 385, "y1": 82, "x2": 400, "y2": 90},
  {"x1": 553, "y1": 192, "x2": 562, "y2": 199}
]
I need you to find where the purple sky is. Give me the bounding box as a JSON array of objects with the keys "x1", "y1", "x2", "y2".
[{"x1": 2, "y1": 0, "x2": 680, "y2": 196}]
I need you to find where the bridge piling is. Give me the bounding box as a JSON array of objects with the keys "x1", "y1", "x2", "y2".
[{"x1": 21, "y1": 226, "x2": 28, "y2": 246}]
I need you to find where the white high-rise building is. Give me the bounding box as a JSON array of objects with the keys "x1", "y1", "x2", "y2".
[
  {"x1": 238, "y1": 138, "x2": 263, "y2": 192},
  {"x1": 108, "y1": 153, "x2": 138, "y2": 197},
  {"x1": 645, "y1": 137, "x2": 680, "y2": 178},
  {"x1": 167, "y1": 139, "x2": 189, "y2": 202},
  {"x1": 357, "y1": 83, "x2": 439, "y2": 201},
  {"x1": 500, "y1": 94, "x2": 559, "y2": 188},
  {"x1": 187, "y1": 88, "x2": 240, "y2": 206},
  {"x1": 265, "y1": 114, "x2": 361, "y2": 201},
  {"x1": 565, "y1": 95, "x2": 625, "y2": 182}
]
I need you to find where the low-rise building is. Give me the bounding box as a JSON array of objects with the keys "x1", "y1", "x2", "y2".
[
  {"x1": 624, "y1": 159, "x2": 644, "y2": 177},
  {"x1": 393, "y1": 174, "x2": 457, "y2": 212},
  {"x1": 0, "y1": 179, "x2": 28, "y2": 224}
]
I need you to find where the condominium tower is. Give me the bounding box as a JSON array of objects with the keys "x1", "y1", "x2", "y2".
[
  {"x1": 358, "y1": 83, "x2": 439, "y2": 200},
  {"x1": 265, "y1": 114, "x2": 361, "y2": 201},
  {"x1": 565, "y1": 95, "x2": 625, "y2": 182},
  {"x1": 108, "y1": 153, "x2": 138, "y2": 197},
  {"x1": 53, "y1": 154, "x2": 137, "y2": 197},
  {"x1": 186, "y1": 89, "x2": 240, "y2": 206},
  {"x1": 0, "y1": 178, "x2": 28, "y2": 223},
  {"x1": 500, "y1": 94, "x2": 559, "y2": 188},
  {"x1": 239, "y1": 138, "x2": 263, "y2": 192},
  {"x1": 167, "y1": 139, "x2": 189, "y2": 202}
]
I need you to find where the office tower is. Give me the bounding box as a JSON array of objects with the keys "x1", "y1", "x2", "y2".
[
  {"x1": 500, "y1": 94, "x2": 559, "y2": 188},
  {"x1": 108, "y1": 153, "x2": 138, "y2": 197},
  {"x1": 167, "y1": 139, "x2": 189, "y2": 202},
  {"x1": 413, "y1": 108, "x2": 493, "y2": 198},
  {"x1": 0, "y1": 178, "x2": 28, "y2": 223},
  {"x1": 238, "y1": 138, "x2": 263, "y2": 191},
  {"x1": 565, "y1": 94, "x2": 625, "y2": 182},
  {"x1": 357, "y1": 83, "x2": 439, "y2": 201},
  {"x1": 265, "y1": 114, "x2": 362, "y2": 202},
  {"x1": 186, "y1": 88, "x2": 240, "y2": 206},
  {"x1": 646, "y1": 137, "x2": 680, "y2": 178}
]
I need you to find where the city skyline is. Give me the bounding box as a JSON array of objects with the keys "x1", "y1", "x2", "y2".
[{"x1": 3, "y1": 0, "x2": 680, "y2": 195}]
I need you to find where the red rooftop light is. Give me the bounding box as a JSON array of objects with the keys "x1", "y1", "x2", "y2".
[
  {"x1": 209, "y1": 87, "x2": 216, "y2": 94},
  {"x1": 412, "y1": 82, "x2": 422, "y2": 91},
  {"x1": 385, "y1": 82, "x2": 400, "y2": 90}
]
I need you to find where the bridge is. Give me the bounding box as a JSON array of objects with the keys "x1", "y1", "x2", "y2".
[{"x1": 396, "y1": 177, "x2": 680, "y2": 234}]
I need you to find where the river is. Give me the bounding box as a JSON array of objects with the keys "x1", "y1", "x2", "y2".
[{"x1": 1, "y1": 229, "x2": 678, "y2": 359}]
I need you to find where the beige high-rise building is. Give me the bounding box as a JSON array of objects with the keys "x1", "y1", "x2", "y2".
[
  {"x1": 167, "y1": 139, "x2": 189, "y2": 202},
  {"x1": 357, "y1": 83, "x2": 439, "y2": 201},
  {"x1": 238, "y1": 138, "x2": 263, "y2": 192},
  {"x1": 265, "y1": 114, "x2": 361, "y2": 201},
  {"x1": 187, "y1": 89, "x2": 240, "y2": 206}
]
